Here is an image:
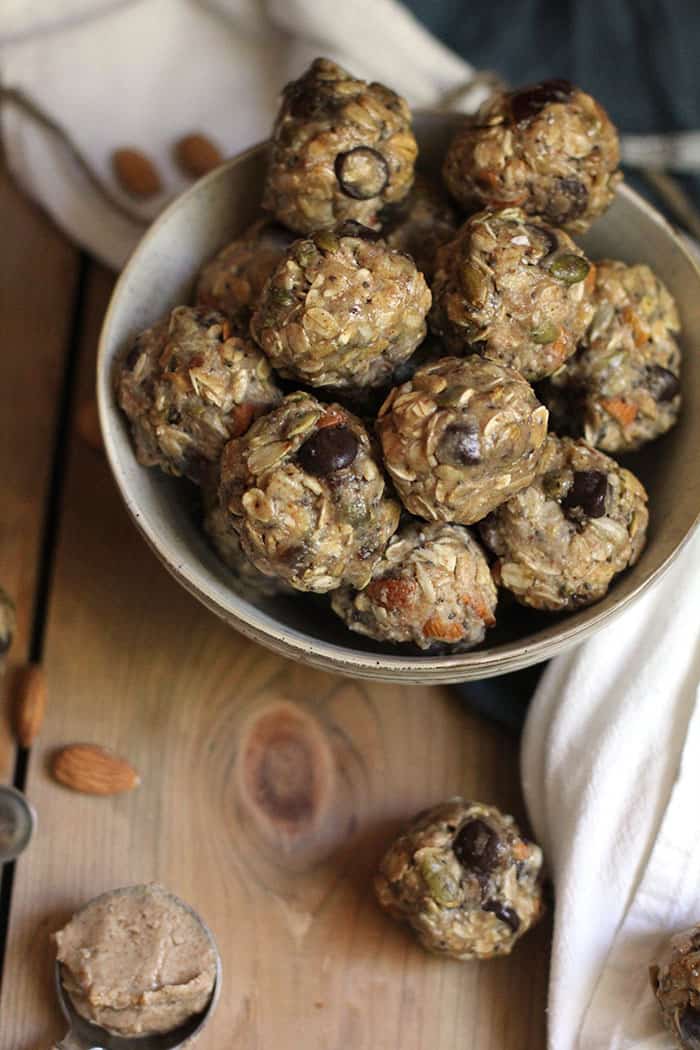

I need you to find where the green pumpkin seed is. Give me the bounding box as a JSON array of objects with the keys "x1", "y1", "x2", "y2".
[
  {"x1": 459, "y1": 261, "x2": 488, "y2": 305},
  {"x1": 315, "y1": 230, "x2": 340, "y2": 253},
  {"x1": 548, "y1": 253, "x2": 590, "y2": 285},
  {"x1": 531, "y1": 321, "x2": 559, "y2": 344},
  {"x1": 417, "y1": 851, "x2": 461, "y2": 907}
]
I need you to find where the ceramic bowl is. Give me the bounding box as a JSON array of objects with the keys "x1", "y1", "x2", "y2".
[{"x1": 97, "y1": 113, "x2": 700, "y2": 683}]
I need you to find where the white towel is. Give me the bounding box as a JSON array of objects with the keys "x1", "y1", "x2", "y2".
[
  {"x1": 0, "y1": 0, "x2": 476, "y2": 269},
  {"x1": 3, "y1": 4, "x2": 699, "y2": 1047},
  {"x1": 522, "y1": 528, "x2": 700, "y2": 1049}
]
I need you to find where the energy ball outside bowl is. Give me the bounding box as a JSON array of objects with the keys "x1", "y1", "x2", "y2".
[
  {"x1": 442, "y1": 79, "x2": 621, "y2": 233},
  {"x1": 377, "y1": 356, "x2": 548, "y2": 526},
  {"x1": 430, "y1": 208, "x2": 595, "y2": 382},
  {"x1": 479, "y1": 434, "x2": 648, "y2": 611},
  {"x1": 250, "y1": 229, "x2": 431, "y2": 390},
  {"x1": 375, "y1": 799, "x2": 544, "y2": 960},
  {"x1": 117, "y1": 306, "x2": 282, "y2": 483},
  {"x1": 195, "y1": 218, "x2": 294, "y2": 332},
  {"x1": 542, "y1": 260, "x2": 682, "y2": 453},
  {"x1": 218, "y1": 392, "x2": 400, "y2": 593},
  {"x1": 263, "y1": 57, "x2": 417, "y2": 234},
  {"x1": 382, "y1": 175, "x2": 460, "y2": 280},
  {"x1": 651, "y1": 923, "x2": 700, "y2": 1049},
  {"x1": 331, "y1": 521, "x2": 497, "y2": 651}
]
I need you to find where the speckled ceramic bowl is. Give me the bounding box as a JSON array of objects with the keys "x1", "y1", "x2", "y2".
[{"x1": 97, "y1": 113, "x2": 700, "y2": 683}]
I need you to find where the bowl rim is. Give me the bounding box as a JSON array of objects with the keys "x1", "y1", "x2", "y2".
[{"x1": 97, "y1": 137, "x2": 700, "y2": 682}]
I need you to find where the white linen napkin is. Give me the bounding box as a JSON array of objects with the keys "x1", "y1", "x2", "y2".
[
  {"x1": 3, "y1": 4, "x2": 700, "y2": 1047},
  {"x1": 523, "y1": 528, "x2": 700, "y2": 1050},
  {"x1": 0, "y1": 0, "x2": 477, "y2": 269}
]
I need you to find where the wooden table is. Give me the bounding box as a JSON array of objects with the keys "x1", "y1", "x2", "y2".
[{"x1": 0, "y1": 165, "x2": 551, "y2": 1049}]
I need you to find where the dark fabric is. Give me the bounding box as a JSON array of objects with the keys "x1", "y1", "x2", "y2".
[{"x1": 412, "y1": 0, "x2": 700, "y2": 726}]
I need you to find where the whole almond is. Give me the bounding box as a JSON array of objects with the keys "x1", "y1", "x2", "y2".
[
  {"x1": 174, "y1": 133, "x2": 223, "y2": 178},
  {"x1": 52, "y1": 744, "x2": 140, "y2": 796},
  {"x1": 76, "y1": 398, "x2": 103, "y2": 453},
  {"x1": 112, "y1": 147, "x2": 162, "y2": 197},
  {"x1": 15, "y1": 664, "x2": 46, "y2": 748}
]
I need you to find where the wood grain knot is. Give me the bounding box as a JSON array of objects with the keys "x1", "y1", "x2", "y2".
[{"x1": 237, "y1": 702, "x2": 334, "y2": 842}]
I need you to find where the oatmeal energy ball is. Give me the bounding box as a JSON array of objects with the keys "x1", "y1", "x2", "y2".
[
  {"x1": 201, "y1": 469, "x2": 291, "y2": 597},
  {"x1": 332, "y1": 522, "x2": 497, "y2": 651},
  {"x1": 651, "y1": 923, "x2": 700, "y2": 1049},
  {"x1": 443, "y1": 78, "x2": 621, "y2": 232},
  {"x1": 544, "y1": 260, "x2": 682, "y2": 452},
  {"x1": 375, "y1": 799, "x2": 544, "y2": 960},
  {"x1": 383, "y1": 175, "x2": 459, "y2": 280},
  {"x1": 430, "y1": 208, "x2": 595, "y2": 381},
  {"x1": 195, "y1": 219, "x2": 294, "y2": 331},
  {"x1": 480, "y1": 434, "x2": 648, "y2": 611},
  {"x1": 219, "y1": 392, "x2": 400, "y2": 593},
  {"x1": 263, "y1": 57, "x2": 417, "y2": 233},
  {"x1": 117, "y1": 306, "x2": 281, "y2": 482},
  {"x1": 54, "y1": 884, "x2": 217, "y2": 1037},
  {"x1": 251, "y1": 229, "x2": 431, "y2": 389},
  {"x1": 378, "y1": 356, "x2": 548, "y2": 525}
]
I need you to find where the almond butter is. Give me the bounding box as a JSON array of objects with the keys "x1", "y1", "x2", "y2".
[
  {"x1": 174, "y1": 133, "x2": 223, "y2": 178},
  {"x1": 52, "y1": 744, "x2": 140, "y2": 796},
  {"x1": 112, "y1": 147, "x2": 162, "y2": 198},
  {"x1": 76, "y1": 398, "x2": 103, "y2": 452},
  {"x1": 15, "y1": 664, "x2": 47, "y2": 748}
]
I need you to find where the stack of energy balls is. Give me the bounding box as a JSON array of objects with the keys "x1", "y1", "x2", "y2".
[{"x1": 117, "y1": 58, "x2": 681, "y2": 655}]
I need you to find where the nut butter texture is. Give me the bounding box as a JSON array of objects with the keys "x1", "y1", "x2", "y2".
[{"x1": 54, "y1": 884, "x2": 217, "y2": 1036}]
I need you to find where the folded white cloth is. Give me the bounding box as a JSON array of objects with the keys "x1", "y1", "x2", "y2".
[
  {"x1": 523, "y1": 528, "x2": 700, "y2": 1050},
  {"x1": 0, "y1": 0, "x2": 476, "y2": 269},
  {"x1": 3, "y1": 4, "x2": 700, "y2": 1048}
]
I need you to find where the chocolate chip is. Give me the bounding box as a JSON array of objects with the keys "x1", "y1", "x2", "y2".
[
  {"x1": 335, "y1": 147, "x2": 389, "y2": 200},
  {"x1": 483, "y1": 899, "x2": 521, "y2": 933},
  {"x1": 297, "y1": 425, "x2": 359, "y2": 476},
  {"x1": 549, "y1": 177, "x2": 589, "y2": 224},
  {"x1": 437, "y1": 422, "x2": 481, "y2": 466},
  {"x1": 679, "y1": 1005, "x2": 700, "y2": 1045},
  {"x1": 336, "y1": 220, "x2": 383, "y2": 241},
  {"x1": 647, "y1": 365, "x2": 681, "y2": 403},
  {"x1": 453, "y1": 819, "x2": 504, "y2": 874},
  {"x1": 562, "y1": 470, "x2": 608, "y2": 518},
  {"x1": 510, "y1": 79, "x2": 574, "y2": 125}
]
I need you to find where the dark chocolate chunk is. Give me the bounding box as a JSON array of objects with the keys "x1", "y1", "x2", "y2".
[
  {"x1": 297, "y1": 425, "x2": 359, "y2": 476},
  {"x1": 510, "y1": 79, "x2": 575, "y2": 125},
  {"x1": 483, "y1": 899, "x2": 521, "y2": 933},
  {"x1": 647, "y1": 365, "x2": 681, "y2": 403},
  {"x1": 335, "y1": 147, "x2": 389, "y2": 200},
  {"x1": 562, "y1": 470, "x2": 608, "y2": 518},
  {"x1": 437, "y1": 422, "x2": 481, "y2": 466},
  {"x1": 453, "y1": 819, "x2": 504, "y2": 874}
]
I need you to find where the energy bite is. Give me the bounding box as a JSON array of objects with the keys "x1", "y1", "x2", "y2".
[
  {"x1": 651, "y1": 923, "x2": 700, "y2": 1049},
  {"x1": 201, "y1": 469, "x2": 291, "y2": 597},
  {"x1": 480, "y1": 434, "x2": 648, "y2": 611},
  {"x1": 543, "y1": 260, "x2": 682, "y2": 452},
  {"x1": 375, "y1": 799, "x2": 544, "y2": 960},
  {"x1": 443, "y1": 78, "x2": 621, "y2": 233},
  {"x1": 54, "y1": 884, "x2": 217, "y2": 1037},
  {"x1": 382, "y1": 175, "x2": 459, "y2": 280},
  {"x1": 117, "y1": 305, "x2": 281, "y2": 482},
  {"x1": 195, "y1": 218, "x2": 294, "y2": 331},
  {"x1": 263, "y1": 57, "x2": 417, "y2": 234},
  {"x1": 331, "y1": 521, "x2": 497, "y2": 651},
  {"x1": 251, "y1": 229, "x2": 431, "y2": 389},
  {"x1": 430, "y1": 208, "x2": 595, "y2": 381},
  {"x1": 377, "y1": 356, "x2": 548, "y2": 525},
  {"x1": 218, "y1": 392, "x2": 400, "y2": 593}
]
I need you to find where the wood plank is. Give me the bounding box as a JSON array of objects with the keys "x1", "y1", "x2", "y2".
[
  {"x1": 1, "y1": 264, "x2": 550, "y2": 1049},
  {"x1": 0, "y1": 163, "x2": 81, "y2": 781}
]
